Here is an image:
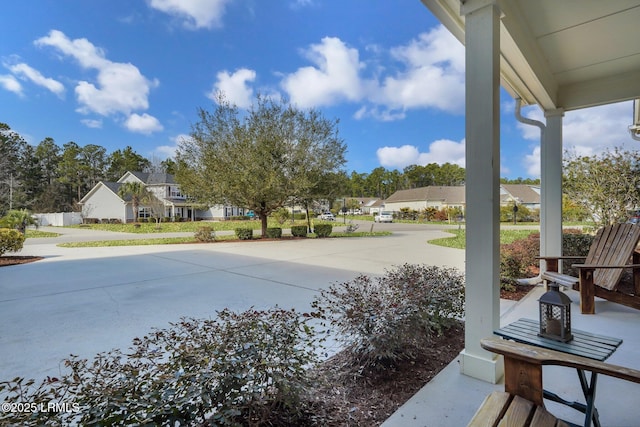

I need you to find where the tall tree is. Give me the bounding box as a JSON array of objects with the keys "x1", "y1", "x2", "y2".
[
  {"x1": 118, "y1": 181, "x2": 151, "y2": 223},
  {"x1": 564, "y1": 148, "x2": 640, "y2": 226},
  {"x1": 106, "y1": 146, "x2": 151, "y2": 180},
  {"x1": 176, "y1": 94, "x2": 346, "y2": 236},
  {"x1": 0, "y1": 123, "x2": 29, "y2": 213}
]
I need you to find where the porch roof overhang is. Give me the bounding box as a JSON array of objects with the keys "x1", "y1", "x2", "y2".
[{"x1": 421, "y1": 0, "x2": 640, "y2": 111}]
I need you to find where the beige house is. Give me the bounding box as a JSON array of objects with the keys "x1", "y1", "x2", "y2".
[{"x1": 383, "y1": 185, "x2": 539, "y2": 213}]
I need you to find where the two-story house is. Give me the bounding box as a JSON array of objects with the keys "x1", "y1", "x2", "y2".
[{"x1": 79, "y1": 171, "x2": 243, "y2": 223}]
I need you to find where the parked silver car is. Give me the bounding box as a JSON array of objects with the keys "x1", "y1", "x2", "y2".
[{"x1": 374, "y1": 211, "x2": 393, "y2": 223}]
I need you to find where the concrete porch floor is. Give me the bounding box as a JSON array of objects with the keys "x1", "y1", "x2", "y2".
[{"x1": 382, "y1": 286, "x2": 640, "y2": 427}]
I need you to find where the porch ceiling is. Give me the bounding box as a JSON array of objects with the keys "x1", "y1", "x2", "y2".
[{"x1": 421, "y1": 0, "x2": 640, "y2": 111}]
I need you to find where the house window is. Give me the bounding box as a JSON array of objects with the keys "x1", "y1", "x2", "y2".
[
  {"x1": 138, "y1": 207, "x2": 151, "y2": 219},
  {"x1": 170, "y1": 186, "x2": 184, "y2": 198}
]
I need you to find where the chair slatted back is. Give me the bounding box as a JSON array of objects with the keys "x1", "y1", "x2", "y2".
[{"x1": 586, "y1": 224, "x2": 640, "y2": 291}]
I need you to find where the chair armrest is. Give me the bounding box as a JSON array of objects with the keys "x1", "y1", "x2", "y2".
[
  {"x1": 572, "y1": 263, "x2": 640, "y2": 269},
  {"x1": 481, "y1": 337, "x2": 640, "y2": 384},
  {"x1": 536, "y1": 255, "x2": 586, "y2": 261}
]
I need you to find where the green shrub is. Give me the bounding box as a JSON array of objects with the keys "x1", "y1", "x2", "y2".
[
  {"x1": 500, "y1": 232, "x2": 540, "y2": 282},
  {"x1": 0, "y1": 308, "x2": 320, "y2": 426},
  {"x1": 235, "y1": 227, "x2": 253, "y2": 240},
  {"x1": 291, "y1": 225, "x2": 308, "y2": 237},
  {"x1": 194, "y1": 226, "x2": 216, "y2": 242},
  {"x1": 561, "y1": 229, "x2": 594, "y2": 275},
  {"x1": 313, "y1": 224, "x2": 332, "y2": 238},
  {"x1": 312, "y1": 263, "x2": 465, "y2": 370},
  {"x1": 265, "y1": 227, "x2": 282, "y2": 238},
  {"x1": 0, "y1": 228, "x2": 25, "y2": 256},
  {"x1": 293, "y1": 212, "x2": 307, "y2": 220}
]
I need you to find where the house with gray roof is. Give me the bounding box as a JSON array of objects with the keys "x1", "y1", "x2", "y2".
[{"x1": 79, "y1": 171, "x2": 241, "y2": 223}]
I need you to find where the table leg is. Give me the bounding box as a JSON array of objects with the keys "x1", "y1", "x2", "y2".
[{"x1": 577, "y1": 369, "x2": 600, "y2": 427}]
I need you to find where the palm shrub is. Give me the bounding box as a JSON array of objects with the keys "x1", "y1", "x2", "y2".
[
  {"x1": 0, "y1": 209, "x2": 38, "y2": 234},
  {"x1": 0, "y1": 228, "x2": 25, "y2": 256},
  {"x1": 312, "y1": 263, "x2": 465, "y2": 370},
  {"x1": 0, "y1": 308, "x2": 321, "y2": 426}
]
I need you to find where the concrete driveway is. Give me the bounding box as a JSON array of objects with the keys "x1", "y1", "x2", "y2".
[{"x1": 0, "y1": 223, "x2": 465, "y2": 382}]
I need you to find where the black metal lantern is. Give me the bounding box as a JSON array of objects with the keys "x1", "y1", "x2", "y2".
[{"x1": 539, "y1": 283, "x2": 573, "y2": 342}]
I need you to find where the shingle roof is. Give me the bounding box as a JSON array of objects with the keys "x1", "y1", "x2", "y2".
[
  {"x1": 386, "y1": 186, "x2": 465, "y2": 204},
  {"x1": 501, "y1": 184, "x2": 540, "y2": 204}
]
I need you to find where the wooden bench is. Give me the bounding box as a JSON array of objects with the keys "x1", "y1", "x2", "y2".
[
  {"x1": 467, "y1": 337, "x2": 640, "y2": 427},
  {"x1": 540, "y1": 223, "x2": 640, "y2": 314},
  {"x1": 468, "y1": 391, "x2": 568, "y2": 427}
]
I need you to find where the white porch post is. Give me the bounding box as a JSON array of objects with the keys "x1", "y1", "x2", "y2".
[
  {"x1": 540, "y1": 110, "x2": 564, "y2": 266},
  {"x1": 459, "y1": 0, "x2": 504, "y2": 383}
]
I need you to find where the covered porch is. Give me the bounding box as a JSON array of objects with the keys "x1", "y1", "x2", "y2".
[{"x1": 386, "y1": 0, "x2": 640, "y2": 424}]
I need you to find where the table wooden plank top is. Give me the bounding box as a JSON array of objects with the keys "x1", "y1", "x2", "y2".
[{"x1": 495, "y1": 318, "x2": 622, "y2": 362}]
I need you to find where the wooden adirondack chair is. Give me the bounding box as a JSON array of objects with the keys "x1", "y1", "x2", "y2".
[{"x1": 540, "y1": 223, "x2": 640, "y2": 314}]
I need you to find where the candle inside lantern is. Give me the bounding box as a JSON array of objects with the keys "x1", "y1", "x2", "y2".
[{"x1": 546, "y1": 318, "x2": 561, "y2": 336}]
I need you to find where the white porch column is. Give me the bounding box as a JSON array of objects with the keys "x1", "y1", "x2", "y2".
[
  {"x1": 540, "y1": 110, "x2": 564, "y2": 266},
  {"x1": 459, "y1": 0, "x2": 504, "y2": 383}
]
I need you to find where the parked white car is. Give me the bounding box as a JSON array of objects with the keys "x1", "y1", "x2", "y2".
[
  {"x1": 374, "y1": 211, "x2": 393, "y2": 223},
  {"x1": 318, "y1": 212, "x2": 336, "y2": 221}
]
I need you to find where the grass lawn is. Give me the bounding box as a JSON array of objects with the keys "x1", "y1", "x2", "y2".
[
  {"x1": 428, "y1": 228, "x2": 538, "y2": 249},
  {"x1": 58, "y1": 230, "x2": 392, "y2": 248},
  {"x1": 25, "y1": 229, "x2": 60, "y2": 238},
  {"x1": 70, "y1": 219, "x2": 330, "y2": 233}
]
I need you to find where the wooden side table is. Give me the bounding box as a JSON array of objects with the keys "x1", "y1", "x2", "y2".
[{"x1": 494, "y1": 318, "x2": 623, "y2": 427}]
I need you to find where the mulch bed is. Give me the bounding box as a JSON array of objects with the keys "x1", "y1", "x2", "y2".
[{"x1": 0, "y1": 256, "x2": 43, "y2": 267}]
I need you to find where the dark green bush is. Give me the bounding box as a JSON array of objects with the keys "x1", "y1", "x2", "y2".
[
  {"x1": 313, "y1": 224, "x2": 332, "y2": 238},
  {"x1": 0, "y1": 308, "x2": 320, "y2": 426},
  {"x1": 561, "y1": 229, "x2": 594, "y2": 275},
  {"x1": 312, "y1": 263, "x2": 465, "y2": 370},
  {"x1": 0, "y1": 228, "x2": 25, "y2": 256},
  {"x1": 194, "y1": 226, "x2": 216, "y2": 242},
  {"x1": 291, "y1": 225, "x2": 308, "y2": 237},
  {"x1": 235, "y1": 227, "x2": 253, "y2": 240},
  {"x1": 265, "y1": 227, "x2": 282, "y2": 238},
  {"x1": 293, "y1": 213, "x2": 307, "y2": 220}
]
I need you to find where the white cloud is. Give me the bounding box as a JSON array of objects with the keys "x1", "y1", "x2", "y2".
[
  {"x1": 373, "y1": 26, "x2": 465, "y2": 115},
  {"x1": 278, "y1": 25, "x2": 464, "y2": 119},
  {"x1": 35, "y1": 30, "x2": 160, "y2": 130},
  {"x1": 376, "y1": 139, "x2": 465, "y2": 169},
  {"x1": 125, "y1": 113, "x2": 164, "y2": 134},
  {"x1": 6, "y1": 62, "x2": 65, "y2": 97},
  {"x1": 154, "y1": 144, "x2": 177, "y2": 158},
  {"x1": 0, "y1": 74, "x2": 23, "y2": 96},
  {"x1": 81, "y1": 118, "x2": 103, "y2": 128},
  {"x1": 209, "y1": 68, "x2": 256, "y2": 108},
  {"x1": 281, "y1": 37, "x2": 364, "y2": 108},
  {"x1": 148, "y1": 0, "x2": 230, "y2": 29}
]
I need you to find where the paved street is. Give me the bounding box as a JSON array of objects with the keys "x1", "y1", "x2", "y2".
[{"x1": 0, "y1": 222, "x2": 465, "y2": 382}]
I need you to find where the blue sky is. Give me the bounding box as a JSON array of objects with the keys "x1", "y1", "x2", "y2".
[{"x1": 1, "y1": 0, "x2": 638, "y2": 179}]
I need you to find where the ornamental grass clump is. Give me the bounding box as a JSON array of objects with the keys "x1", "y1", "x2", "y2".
[
  {"x1": 312, "y1": 263, "x2": 465, "y2": 371},
  {"x1": 0, "y1": 308, "x2": 321, "y2": 426}
]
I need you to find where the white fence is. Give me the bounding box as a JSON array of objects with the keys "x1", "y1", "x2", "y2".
[{"x1": 34, "y1": 212, "x2": 83, "y2": 227}]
